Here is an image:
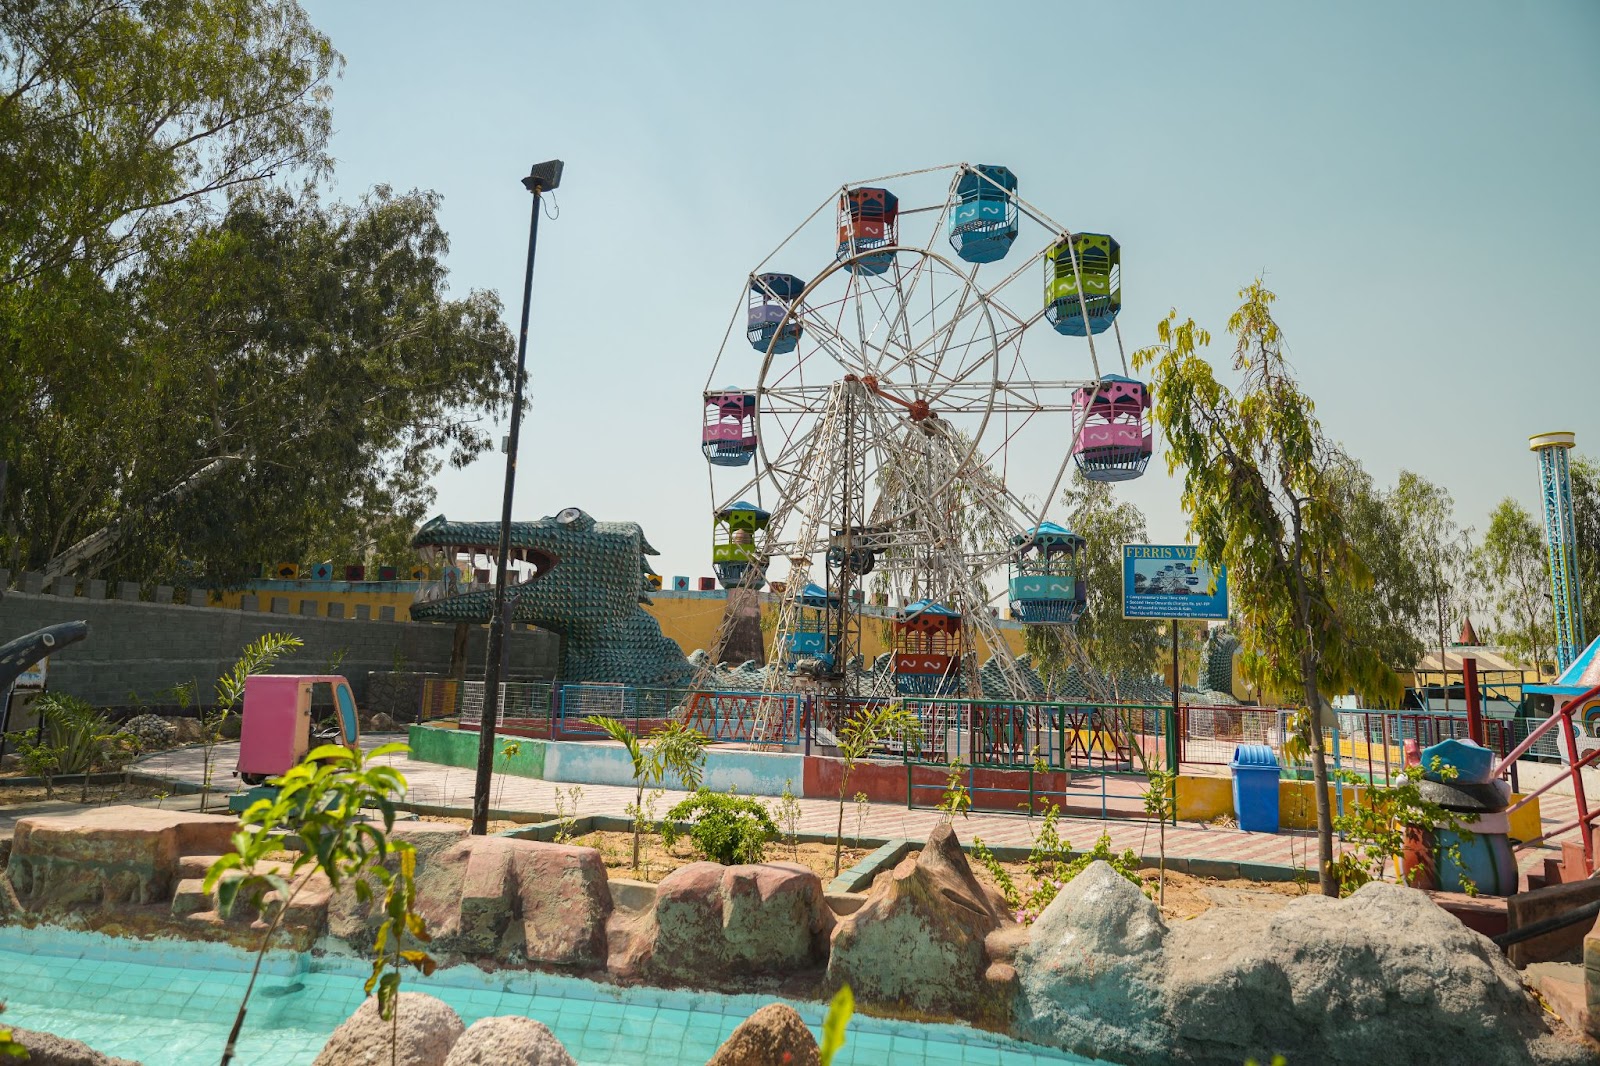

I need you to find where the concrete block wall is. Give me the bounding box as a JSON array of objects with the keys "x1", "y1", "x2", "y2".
[{"x1": 0, "y1": 589, "x2": 560, "y2": 708}]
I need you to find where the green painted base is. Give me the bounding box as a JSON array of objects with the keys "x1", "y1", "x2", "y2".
[{"x1": 227, "y1": 786, "x2": 279, "y2": 813}]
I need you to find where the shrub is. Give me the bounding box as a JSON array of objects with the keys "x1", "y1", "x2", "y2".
[
  {"x1": 663, "y1": 788, "x2": 779, "y2": 865},
  {"x1": 975, "y1": 803, "x2": 1144, "y2": 924}
]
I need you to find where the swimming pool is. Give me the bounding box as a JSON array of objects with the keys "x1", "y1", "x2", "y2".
[{"x1": 0, "y1": 927, "x2": 1100, "y2": 1066}]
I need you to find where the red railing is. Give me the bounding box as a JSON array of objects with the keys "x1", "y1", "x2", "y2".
[{"x1": 1497, "y1": 682, "x2": 1600, "y2": 874}]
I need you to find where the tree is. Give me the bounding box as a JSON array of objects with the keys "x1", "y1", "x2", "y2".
[
  {"x1": 1477, "y1": 499, "x2": 1552, "y2": 669},
  {"x1": 1569, "y1": 455, "x2": 1599, "y2": 652},
  {"x1": 1133, "y1": 279, "x2": 1400, "y2": 897},
  {"x1": 583, "y1": 717, "x2": 708, "y2": 872},
  {"x1": 1391, "y1": 471, "x2": 1477, "y2": 685},
  {"x1": 4, "y1": 186, "x2": 515, "y2": 583},
  {"x1": 1325, "y1": 455, "x2": 1427, "y2": 677},
  {"x1": 1058, "y1": 471, "x2": 1164, "y2": 701}
]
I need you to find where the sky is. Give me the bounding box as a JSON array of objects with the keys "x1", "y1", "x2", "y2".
[{"x1": 300, "y1": 0, "x2": 1600, "y2": 582}]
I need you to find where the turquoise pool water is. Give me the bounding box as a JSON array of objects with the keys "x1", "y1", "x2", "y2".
[{"x1": 0, "y1": 928, "x2": 1099, "y2": 1066}]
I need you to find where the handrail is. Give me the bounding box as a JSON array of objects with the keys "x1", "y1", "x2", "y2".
[{"x1": 1490, "y1": 681, "x2": 1600, "y2": 776}]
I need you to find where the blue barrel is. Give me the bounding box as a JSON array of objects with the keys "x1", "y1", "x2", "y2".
[{"x1": 1231, "y1": 744, "x2": 1281, "y2": 833}]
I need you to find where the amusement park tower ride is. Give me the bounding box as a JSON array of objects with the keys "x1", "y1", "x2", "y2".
[{"x1": 1531, "y1": 431, "x2": 1586, "y2": 672}]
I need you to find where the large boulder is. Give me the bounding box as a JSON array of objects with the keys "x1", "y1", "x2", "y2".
[
  {"x1": 443, "y1": 1016, "x2": 575, "y2": 1066},
  {"x1": 6, "y1": 1027, "x2": 142, "y2": 1066},
  {"x1": 329, "y1": 825, "x2": 611, "y2": 970},
  {"x1": 1163, "y1": 881, "x2": 1594, "y2": 1066},
  {"x1": 1012, "y1": 870, "x2": 1594, "y2": 1066},
  {"x1": 5, "y1": 806, "x2": 236, "y2": 910},
  {"x1": 622, "y1": 861, "x2": 832, "y2": 984},
  {"x1": 1012, "y1": 860, "x2": 1170, "y2": 1063},
  {"x1": 312, "y1": 992, "x2": 463, "y2": 1066},
  {"x1": 826, "y1": 824, "x2": 1013, "y2": 1023},
  {"x1": 705, "y1": 1004, "x2": 820, "y2": 1066}
]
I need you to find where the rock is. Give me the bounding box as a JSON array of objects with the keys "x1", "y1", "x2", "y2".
[
  {"x1": 370, "y1": 713, "x2": 395, "y2": 732},
  {"x1": 1012, "y1": 860, "x2": 1170, "y2": 1063},
  {"x1": 6, "y1": 806, "x2": 236, "y2": 909},
  {"x1": 161, "y1": 716, "x2": 205, "y2": 744},
  {"x1": 705, "y1": 1004, "x2": 820, "y2": 1066},
  {"x1": 622, "y1": 861, "x2": 832, "y2": 984},
  {"x1": 120, "y1": 714, "x2": 176, "y2": 753},
  {"x1": 312, "y1": 992, "x2": 463, "y2": 1066},
  {"x1": 7, "y1": 1027, "x2": 143, "y2": 1065},
  {"x1": 0, "y1": 752, "x2": 19, "y2": 771},
  {"x1": 826, "y1": 823, "x2": 1013, "y2": 1023},
  {"x1": 1012, "y1": 871, "x2": 1594, "y2": 1066},
  {"x1": 443, "y1": 1016, "x2": 575, "y2": 1065},
  {"x1": 330, "y1": 826, "x2": 611, "y2": 969}
]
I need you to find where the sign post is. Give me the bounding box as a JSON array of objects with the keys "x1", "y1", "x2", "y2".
[{"x1": 1122, "y1": 545, "x2": 1230, "y2": 783}]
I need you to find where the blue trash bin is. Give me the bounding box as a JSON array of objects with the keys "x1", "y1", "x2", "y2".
[{"x1": 1231, "y1": 744, "x2": 1281, "y2": 833}]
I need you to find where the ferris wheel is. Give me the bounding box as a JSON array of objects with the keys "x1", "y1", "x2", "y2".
[{"x1": 698, "y1": 163, "x2": 1152, "y2": 703}]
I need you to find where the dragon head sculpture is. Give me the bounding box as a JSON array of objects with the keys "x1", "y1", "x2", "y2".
[{"x1": 409, "y1": 508, "x2": 692, "y2": 687}]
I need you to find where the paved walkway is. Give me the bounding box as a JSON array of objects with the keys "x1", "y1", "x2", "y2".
[{"x1": 129, "y1": 737, "x2": 1539, "y2": 876}]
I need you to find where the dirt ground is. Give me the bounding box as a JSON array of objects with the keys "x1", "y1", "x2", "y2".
[
  {"x1": 415, "y1": 813, "x2": 539, "y2": 835},
  {"x1": 969, "y1": 855, "x2": 1311, "y2": 921},
  {"x1": 569, "y1": 828, "x2": 870, "y2": 884},
  {"x1": 0, "y1": 778, "x2": 176, "y2": 806}
]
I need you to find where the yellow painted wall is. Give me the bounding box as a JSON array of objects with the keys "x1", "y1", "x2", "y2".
[
  {"x1": 1175, "y1": 773, "x2": 1541, "y2": 839},
  {"x1": 206, "y1": 585, "x2": 1029, "y2": 661}
]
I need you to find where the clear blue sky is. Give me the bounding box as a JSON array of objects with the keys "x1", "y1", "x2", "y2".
[{"x1": 303, "y1": 0, "x2": 1599, "y2": 581}]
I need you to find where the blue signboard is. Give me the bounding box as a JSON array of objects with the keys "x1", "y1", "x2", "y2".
[{"x1": 1122, "y1": 545, "x2": 1228, "y2": 620}]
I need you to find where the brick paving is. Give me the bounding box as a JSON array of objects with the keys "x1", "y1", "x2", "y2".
[{"x1": 134, "y1": 737, "x2": 1578, "y2": 881}]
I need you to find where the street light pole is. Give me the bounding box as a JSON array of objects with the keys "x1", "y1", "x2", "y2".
[{"x1": 472, "y1": 160, "x2": 563, "y2": 835}]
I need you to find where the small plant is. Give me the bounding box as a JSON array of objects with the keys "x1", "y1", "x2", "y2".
[
  {"x1": 832, "y1": 702, "x2": 919, "y2": 875},
  {"x1": 204, "y1": 741, "x2": 431, "y2": 1066},
  {"x1": 1141, "y1": 767, "x2": 1177, "y2": 906},
  {"x1": 4, "y1": 729, "x2": 67, "y2": 798},
  {"x1": 819, "y1": 983, "x2": 854, "y2": 1066},
  {"x1": 972, "y1": 837, "x2": 1019, "y2": 910},
  {"x1": 494, "y1": 739, "x2": 523, "y2": 809},
  {"x1": 1329, "y1": 759, "x2": 1478, "y2": 897},
  {"x1": 202, "y1": 633, "x2": 303, "y2": 810},
  {"x1": 852, "y1": 791, "x2": 870, "y2": 849},
  {"x1": 978, "y1": 805, "x2": 1144, "y2": 924},
  {"x1": 775, "y1": 779, "x2": 803, "y2": 860},
  {"x1": 0, "y1": 1003, "x2": 25, "y2": 1060},
  {"x1": 552, "y1": 785, "x2": 584, "y2": 845},
  {"x1": 583, "y1": 716, "x2": 708, "y2": 872},
  {"x1": 663, "y1": 788, "x2": 779, "y2": 865},
  {"x1": 936, "y1": 759, "x2": 971, "y2": 824}
]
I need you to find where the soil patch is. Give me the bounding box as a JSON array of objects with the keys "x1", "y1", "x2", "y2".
[
  {"x1": 971, "y1": 857, "x2": 1311, "y2": 922},
  {"x1": 414, "y1": 814, "x2": 534, "y2": 835},
  {"x1": 0, "y1": 779, "x2": 177, "y2": 806},
  {"x1": 571, "y1": 829, "x2": 870, "y2": 885}
]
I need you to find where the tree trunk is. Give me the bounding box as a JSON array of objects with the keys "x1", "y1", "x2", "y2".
[
  {"x1": 632, "y1": 784, "x2": 642, "y2": 872},
  {"x1": 1303, "y1": 663, "x2": 1337, "y2": 897}
]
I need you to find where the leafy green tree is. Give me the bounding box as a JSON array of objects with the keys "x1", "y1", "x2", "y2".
[
  {"x1": 1391, "y1": 471, "x2": 1477, "y2": 682},
  {"x1": 1477, "y1": 498, "x2": 1552, "y2": 669},
  {"x1": 1059, "y1": 471, "x2": 1164, "y2": 701},
  {"x1": 205, "y1": 742, "x2": 432, "y2": 1066},
  {"x1": 1141, "y1": 767, "x2": 1177, "y2": 906},
  {"x1": 1132, "y1": 280, "x2": 1400, "y2": 897},
  {"x1": 583, "y1": 717, "x2": 708, "y2": 872},
  {"x1": 6, "y1": 186, "x2": 515, "y2": 584},
  {"x1": 1325, "y1": 455, "x2": 1427, "y2": 676}
]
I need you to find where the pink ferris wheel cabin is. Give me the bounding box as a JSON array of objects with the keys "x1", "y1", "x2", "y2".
[
  {"x1": 702, "y1": 389, "x2": 758, "y2": 467},
  {"x1": 1071, "y1": 374, "x2": 1152, "y2": 483}
]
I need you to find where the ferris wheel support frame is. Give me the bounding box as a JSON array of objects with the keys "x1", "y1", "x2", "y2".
[{"x1": 1532, "y1": 431, "x2": 1587, "y2": 672}]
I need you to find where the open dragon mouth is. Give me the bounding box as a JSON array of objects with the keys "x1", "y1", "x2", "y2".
[{"x1": 409, "y1": 517, "x2": 562, "y2": 611}]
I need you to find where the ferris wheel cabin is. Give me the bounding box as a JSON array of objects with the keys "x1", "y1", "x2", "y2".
[
  {"x1": 786, "y1": 582, "x2": 839, "y2": 670},
  {"x1": 827, "y1": 526, "x2": 877, "y2": 576},
  {"x1": 1045, "y1": 233, "x2": 1121, "y2": 337},
  {"x1": 891, "y1": 599, "x2": 963, "y2": 696},
  {"x1": 837, "y1": 187, "x2": 899, "y2": 276},
  {"x1": 1009, "y1": 523, "x2": 1088, "y2": 625},
  {"x1": 702, "y1": 390, "x2": 758, "y2": 467},
  {"x1": 747, "y1": 273, "x2": 807, "y2": 356},
  {"x1": 712, "y1": 501, "x2": 769, "y2": 589},
  {"x1": 948, "y1": 164, "x2": 1019, "y2": 265},
  {"x1": 1072, "y1": 375, "x2": 1152, "y2": 483}
]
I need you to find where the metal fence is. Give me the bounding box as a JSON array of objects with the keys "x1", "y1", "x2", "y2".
[
  {"x1": 458, "y1": 681, "x2": 554, "y2": 732},
  {"x1": 553, "y1": 683, "x2": 801, "y2": 745}
]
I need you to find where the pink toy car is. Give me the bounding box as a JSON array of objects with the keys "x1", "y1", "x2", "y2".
[{"x1": 235, "y1": 674, "x2": 361, "y2": 785}]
